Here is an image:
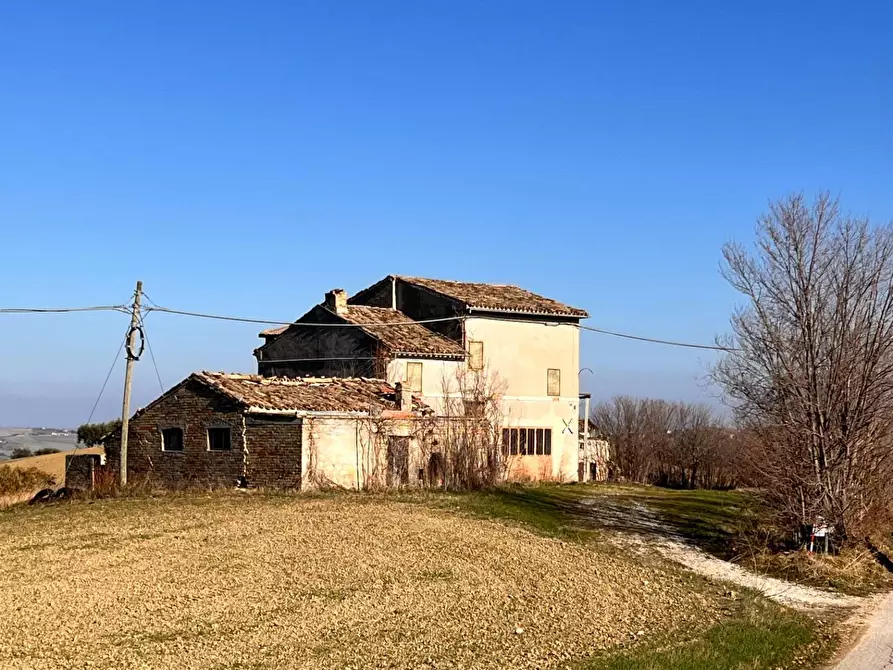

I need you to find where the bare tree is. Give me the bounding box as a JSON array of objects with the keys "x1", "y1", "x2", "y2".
[
  {"x1": 594, "y1": 397, "x2": 744, "y2": 489},
  {"x1": 713, "y1": 192, "x2": 893, "y2": 537},
  {"x1": 434, "y1": 366, "x2": 509, "y2": 490}
]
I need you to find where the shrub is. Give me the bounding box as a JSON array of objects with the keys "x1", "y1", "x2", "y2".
[
  {"x1": 33, "y1": 448, "x2": 61, "y2": 456},
  {"x1": 77, "y1": 419, "x2": 121, "y2": 446},
  {"x1": 0, "y1": 466, "x2": 55, "y2": 495},
  {"x1": 10, "y1": 448, "x2": 33, "y2": 459}
]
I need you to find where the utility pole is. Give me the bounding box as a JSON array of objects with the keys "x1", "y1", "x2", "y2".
[
  {"x1": 579, "y1": 392, "x2": 591, "y2": 482},
  {"x1": 120, "y1": 280, "x2": 143, "y2": 486}
]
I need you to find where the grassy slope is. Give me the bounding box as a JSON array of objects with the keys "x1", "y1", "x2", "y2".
[
  {"x1": 0, "y1": 491, "x2": 729, "y2": 670},
  {"x1": 424, "y1": 484, "x2": 839, "y2": 670},
  {"x1": 0, "y1": 484, "x2": 840, "y2": 669}
]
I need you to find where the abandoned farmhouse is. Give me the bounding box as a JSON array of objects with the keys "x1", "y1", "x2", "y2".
[{"x1": 93, "y1": 276, "x2": 606, "y2": 490}]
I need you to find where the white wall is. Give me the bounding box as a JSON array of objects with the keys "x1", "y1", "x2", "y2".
[
  {"x1": 301, "y1": 415, "x2": 425, "y2": 490},
  {"x1": 465, "y1": 317, "x2": 579, "y2": 481},
  {"x1": 384, "y1": 318, "x2": 581, "y2": 482},
  {"x1": 302, "y1": 417, "x2": 360, "y2": 489}
]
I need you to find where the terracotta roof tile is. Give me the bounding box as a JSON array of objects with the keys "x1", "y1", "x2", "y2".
[
  {"x1": 259, "y1": 325, "x2": 289, "y2": 337},
  {"x1": 258, "y1": 305, "x2": 466, "y2": 359},
  {"x1": 398, "y1": 276, "x2": 588, "y2": 318},
  {"x1": 338, "y1": 305, "x2": 465, "y2": 358},
  {"x1": 194, "y1": 372, "x2": 429, "y2": 414}
]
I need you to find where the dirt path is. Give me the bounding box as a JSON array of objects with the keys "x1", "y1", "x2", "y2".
[
  {"x1": 833, "y1": 592, "x2": 893, "y2": 669},
  {"x1": 578, "y1": 497, "x2": 860, "y2": 609},
  {"x1": 654, "y1": 538, "x2": 860, "y2": 608}
]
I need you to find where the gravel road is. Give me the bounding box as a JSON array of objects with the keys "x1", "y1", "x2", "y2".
[
  {"x1": 578, "y1": 497, "x2": 861, "y2": 609},
  {"x1": 834, "y1": 592, "x2": 893, "y2": 669}
]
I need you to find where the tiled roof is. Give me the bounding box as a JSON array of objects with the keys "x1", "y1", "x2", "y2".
[
  {"x1": 398, "y1": 276, "x2": 588, "y2": 318},
  {"x1": 194, "y1": 372, "x2": 429, "y2": 414},
  {"x1": 337, "y1": 305, "x2": 465, "y2": 358},
  {"x1": 259, "y1": 325, "x2": 289, "y2": 337},
  {"x1": 258, "y1": 305, "x2": 466, "y2": 359}
]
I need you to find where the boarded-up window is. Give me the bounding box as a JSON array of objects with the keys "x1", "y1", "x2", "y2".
[
  {"x1": 387, "y1": 436, "x2": 410, "y2": 486},
  {"x1": 161, "y1": 427, "x2": 183, "y2": 452},
  {"x1": 406, "y1": 362, "x2": 423, "y2": 393},
  {"x1": 468, "y1": 340, "x2": 484, "y2": 371},
  {"x1": 547, "y1": 368, "x2": 561, "y2": 397}
]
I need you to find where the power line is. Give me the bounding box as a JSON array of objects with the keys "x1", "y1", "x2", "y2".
[
  {"x1": 579, "y1": 324, "x2": 737, "y2": 352},
  {"x1": 146, "y1": 300, "x2": 735, "y2": 350},
  {"x1": 0, "y1": 305, "x2": 128, "y2": 314},
  {"x1": 64, "y1": 327, "x2": 130, "y2": 478},
  {"x1": 139, "y1": 313, "x2": 166, "y2": 394},
  {"x1": 144, "y1": 305, "x2": 466, "y2": 328},
  {"x1": 0, "y1": 293, "x2": 735, "y2": 352}
]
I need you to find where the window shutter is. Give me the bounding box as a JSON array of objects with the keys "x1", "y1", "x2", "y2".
[
  {"x1": 547, "y1": 369, "x2": 561, "y2": 397},
  {"x1": 468, "y1": 341, "x2": 484, "y2": 371},
  {"x1": 406, "y1": 362, "x2": 423, "y2": 393}
]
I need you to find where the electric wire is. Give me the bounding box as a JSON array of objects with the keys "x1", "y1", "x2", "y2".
[
  {"x1": 139, "y1": 313, "x2": 166, "y2": 394},
  {"x1": 0, "y1": 305, "x2": 129, "y2": 314},
  {"x1": 63, "y1": 327, "x2": 130, "y2": 476}
]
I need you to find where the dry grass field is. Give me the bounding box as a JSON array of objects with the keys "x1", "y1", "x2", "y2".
[
  {"x1": 0, "y1": 491, "x2": 730, "y2": 670},
  {"x1": 0, "y1": 448, "x2": 104, "y2": 508}
]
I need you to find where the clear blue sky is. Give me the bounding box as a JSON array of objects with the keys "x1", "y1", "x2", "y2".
[{"x1": 1, "y1": 1, "x2": 891, "y2": 427}]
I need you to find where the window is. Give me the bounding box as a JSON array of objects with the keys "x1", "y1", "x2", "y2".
[
  {"x1": 463, "y1": 399, "x2": 485, "y2": 418},
  {"x1": 547, "y1": 368, "x2": 561, "y2": 397},
  {"x1": 502, "y1": 428, "x2": 552, "y2": 456},
  {"x1": 207, "y1": 427, "x2": 232, "y2": 451},
  {"x1": 161, "y1": 427, "x2": 183, "y2": 452},
  {"x1": 468, "y1": 340, "x2": 484, "y2": 371},
  {"x1": 406, "y1": 362, "x2": 423, "y2": 394}
]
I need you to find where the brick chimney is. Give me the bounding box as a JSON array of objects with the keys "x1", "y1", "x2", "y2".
[
  {"x1": 394, "y1": 382, "x2": 413, "y2": 412},
  {"x1": 325, "y1": 288, "x2": 348, "y2": 315}
]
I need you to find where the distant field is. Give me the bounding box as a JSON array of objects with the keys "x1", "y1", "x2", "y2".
[{"x1": 0, "y1": 427, "x2": 77, "y2": 460}]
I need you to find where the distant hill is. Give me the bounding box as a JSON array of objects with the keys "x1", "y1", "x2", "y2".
[{"x1": 0, "y1": 427, "x2": 78, "y2": 461}]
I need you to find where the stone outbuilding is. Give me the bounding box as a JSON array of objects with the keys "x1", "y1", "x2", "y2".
[{"x1": 102, "y1": 371, "x2": 431, "y2": 490}]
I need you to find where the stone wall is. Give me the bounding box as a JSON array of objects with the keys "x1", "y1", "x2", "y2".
[
  {"x1": 256, "y1": 305, "x2": 379, "y2": 378},
  {"x1": 244, "y1": 415, "x2": 302, "y2": 489},
  {"x1": 105, "y1": 380, "x2": 246, "y2": 489},
  {"x1": 65, "y1": 454, "x2": 101, "y2": 490}
]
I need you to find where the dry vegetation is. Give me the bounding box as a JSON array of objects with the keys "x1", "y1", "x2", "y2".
[
  {"x1": 0, "y1": 447, "x2": 103, "y2": 484},
  {"x1": 0, "y1": 465, "x2": 55, "y2": 508},
  {"x1": 0, "y1": 492, "x2": 729, "y2": 670}
]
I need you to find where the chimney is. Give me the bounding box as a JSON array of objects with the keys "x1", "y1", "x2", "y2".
[
  {"x1": 325, "y1": 288, "x2": 348, "y2": 315},
  {"x1": 394, "y1": 382, "x2": 413, "y2": 412}
]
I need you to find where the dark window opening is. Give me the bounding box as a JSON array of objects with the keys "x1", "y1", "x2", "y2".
[
  {"x1": 502, "y1": 428, "x2": 553, "y2": 456},
  {"x1": 161, "y1": 427, "x2": 183, "y2": 452},
  {"x1": 387, "y1": 436, "x2": 410, "y2": 486},
  {"x1": 207, "y1": 427, "x2": 232, "y2": 451}
]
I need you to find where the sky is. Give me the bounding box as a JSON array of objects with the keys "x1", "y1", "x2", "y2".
[{"x1": 1, "y1": 1, "x2": 891, "y2": 427}]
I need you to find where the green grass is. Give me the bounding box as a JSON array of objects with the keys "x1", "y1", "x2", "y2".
[
  {"x1": 427, "y1": 485, "x2": 601, "y2": 541},
  {"x1": 412, "y1": 484, "x2": 837, "y2": 670},
  {"x1": 585, "y1": 597, "x2": 832, "y2": 670},
  {"x1": 421, "y1": 483, "x2": 759, "y2": 552}
]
